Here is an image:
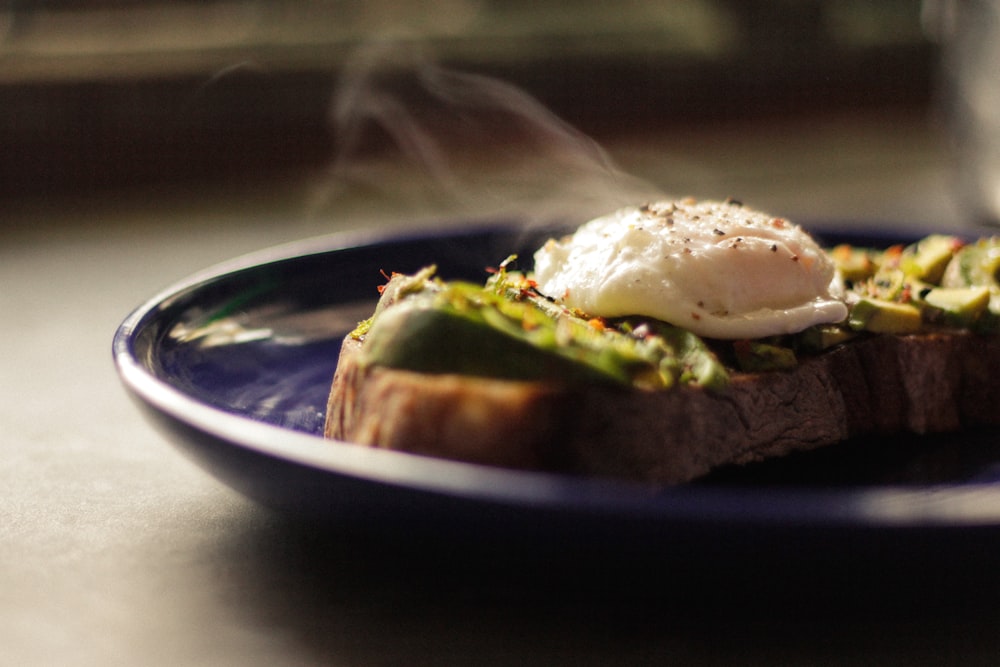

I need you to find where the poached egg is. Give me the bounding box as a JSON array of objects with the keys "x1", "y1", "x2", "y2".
[{"x1": 532, "y1": 199, "x2": 848, "y2": 339}]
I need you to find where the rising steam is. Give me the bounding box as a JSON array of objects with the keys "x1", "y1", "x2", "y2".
[{"x1": 316, "y1": 41, "x2": 664, "y2": 226}]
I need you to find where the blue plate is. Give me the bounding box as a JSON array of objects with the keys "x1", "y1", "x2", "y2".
[{"x1": 113, "y1": 220, "x2": 1000, "y2": 590}]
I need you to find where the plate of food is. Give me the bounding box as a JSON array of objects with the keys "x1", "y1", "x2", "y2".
[{"x1": 113, "y1": 199, "x2": 1000, "y2": 586}]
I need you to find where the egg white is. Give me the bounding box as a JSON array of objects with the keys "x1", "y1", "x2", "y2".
[{"x1": 532, "y1": 199, "x2": 848, "y2": 339}]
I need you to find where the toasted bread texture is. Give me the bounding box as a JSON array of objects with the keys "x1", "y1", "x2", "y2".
[{"x1": 325, "y1": 332, "x2": 1000, "y2": 484}]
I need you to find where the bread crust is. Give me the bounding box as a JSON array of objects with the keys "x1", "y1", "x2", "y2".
[{"x1": 325, "y1": 333, "x2": 1000, "y2": 484}]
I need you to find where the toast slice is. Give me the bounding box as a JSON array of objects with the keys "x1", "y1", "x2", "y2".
[{"x1": 326, "y1": 329, "x2": 1000, "y2": 484}]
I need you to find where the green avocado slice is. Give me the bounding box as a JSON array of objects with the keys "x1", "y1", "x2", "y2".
[
  {"x1": 941, "y1": 238, "x2": 1000, "y2": 331},
  {"x1": 900, "y1": 234, "x2": 964, "y2": 284},
  {"x1": 360, "y1": 299, "x2": 636, "y2": 384},
  {"x1": 355, "y1": 269, "x2": 728, "y2": 391}
]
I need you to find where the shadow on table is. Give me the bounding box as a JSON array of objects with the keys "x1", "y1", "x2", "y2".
[{"x1": 206, "y1": 505, "x2": 1000, "y2": 666}]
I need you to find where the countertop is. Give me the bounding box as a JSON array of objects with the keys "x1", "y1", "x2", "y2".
[{"x1": 4, "y1": 109, "x2": 1000, "y2": 666}]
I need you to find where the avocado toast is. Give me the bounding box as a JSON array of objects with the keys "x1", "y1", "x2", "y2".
[{"x1": 325, "y1": 201, "x2": 1000, "y2": 483}]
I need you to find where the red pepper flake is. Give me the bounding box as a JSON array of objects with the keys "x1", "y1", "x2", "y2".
[
  {"x1": 771, "y1": 218, "x2": 786, "y2": 229},
  {"x1": 587, "y1": 318, "x2": 606, "y2": 331},
  {"x1": 883, "y1": 244, "x2": 904, "y2": 267},
  {"x1": 691, "y1": 312, "x2": 701, "y2": 320},
  {"x1": 791, "y1": 254, "x2": 799, "y2": 262},
  {"x1": 376, "y1": 268, "x2": 398, "y2": 294}
]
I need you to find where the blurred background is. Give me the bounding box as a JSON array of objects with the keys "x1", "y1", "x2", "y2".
[{"x1": 0, "y1": 0, "x2": 972, "y2": 235}]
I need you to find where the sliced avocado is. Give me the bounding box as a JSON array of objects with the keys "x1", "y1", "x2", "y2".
[
  {"x1": 848, "y1": 297, "x2": 923, "y2": 334},
  {"x1": 863, "y1": 267, "x2": 908, "y2": 301},
  {"x1": 941, "y1": 237, "x2": 1000, "y2": 330},
  {"x1": 829, "y1": 244, "x2": 878, "y2": 283},
  {"x1": 921, "y1": 286, "x2": 991, "y2": 328},
  {"x1": 639, "y1": 320, "x2": 731, "y2": 389},
  {"x1": 732, "y1": 340, "x2": 797, "y2": 373},
  {"x1": 358, "y1": 270, "x2": 729, "y2": 390},
  {"x1": 855, "y1": 266, "x2": 932, "y2": 311},
  {"x1": 796, "y1": 324, "x2": 858, "y2": 352},
  {"x1": 360, "y1": 300, "x2": 633, "y2": 384},
  {"x1": 941, "y1": 237, "x2": 1000, "y2": 289},
  {"x1": 900, "y1": 234, "x2": 963, "y2": 284}
]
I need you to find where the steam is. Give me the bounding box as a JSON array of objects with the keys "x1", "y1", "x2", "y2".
[{"x1": 316, "y1": 41, "x2": 664, "y2": 226}]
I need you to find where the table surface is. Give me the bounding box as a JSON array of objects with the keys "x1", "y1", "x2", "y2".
[{"x1": 5, "y1": 109, "x2": 1000, "y2": 666}]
